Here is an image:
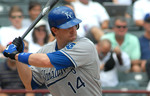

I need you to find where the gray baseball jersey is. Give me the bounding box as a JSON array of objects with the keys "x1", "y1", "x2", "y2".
[{"x1": 31, "y1": 37, "x2": 102, "y2": 96}]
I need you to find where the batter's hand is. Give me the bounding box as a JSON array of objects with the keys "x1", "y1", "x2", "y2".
[
  {"x1": 12, "y1": 37, "x2": 24, "y2": 53},
  {"x1": 3, "y1": 44, "x2": 18, "y2": 60}
]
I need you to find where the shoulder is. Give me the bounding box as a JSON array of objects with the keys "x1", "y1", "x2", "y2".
[
  {"x1": 126, "y1": 33, "x2": 139, "y2": 41},
  {"x1": 65, "y1": 37, "x2": 95, "y2": 51},
  {"x1": 89, "y1": 1, "x2": 102, "y2": 6},
  {"x1": 89, "y1": 1, "x2": 104, "y2": 9},
  {"x1": 139, "y1": 35, "x2": 145, "y2": 40},
  {"x1": 0, "y1": 26, "x2": 12, "y2": 30}
]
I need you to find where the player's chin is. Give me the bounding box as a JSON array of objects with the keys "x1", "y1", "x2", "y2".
[{"x1": 70, "y1": 35, "x2": 77, "y2": 41}]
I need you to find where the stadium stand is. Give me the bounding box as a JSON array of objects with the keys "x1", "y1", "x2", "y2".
[
  {"x1": 118, "y1": 72, "x2": 149, "y2": 88},
  {"x1": 102, "y1": 71, "x2": 149, "y2": 96}
]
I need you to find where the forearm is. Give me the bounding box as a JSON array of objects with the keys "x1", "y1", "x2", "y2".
[
  {"x1": 15, "y1": 53, "x2": 53, "y2": 68},
  {"x1": 116, "y1": 53, "x2": 123, "y2": 65},
  {"x1": 0, "y1": 93, "x2": 8, "y2": 96},
  {"x1": 113, "y1": 0, "x2": 118, "y2": 4},
  {"x1": 135, "y1": 20, "x2": 144, "y2": 26},
  {"x1": 101, "y1": 20, "x2": 109, "y2": 29},
  {"x1": 16, "y1": 61, "x2": 32, "y2": 90}
]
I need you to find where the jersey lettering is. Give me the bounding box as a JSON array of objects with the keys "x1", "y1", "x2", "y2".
[
  {"x1": 43, "y1": 68, "x2": 76, "y2": 87},
  {"x1": 68, "y1": 76, "x2": 85, "y2": 93}
]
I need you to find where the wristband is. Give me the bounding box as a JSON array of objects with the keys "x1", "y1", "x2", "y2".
[{"x1": 18, "y1": 53, "x2": 32, "y2": 65}]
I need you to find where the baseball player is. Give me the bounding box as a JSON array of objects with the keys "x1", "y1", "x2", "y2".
[{"x1": 3, "y1": 6, "x2": 102, "y2": 96}]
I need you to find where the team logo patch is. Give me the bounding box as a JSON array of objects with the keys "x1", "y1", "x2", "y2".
[{"x1": 65, "y1": 42, "x2": 76, "y2": 49}]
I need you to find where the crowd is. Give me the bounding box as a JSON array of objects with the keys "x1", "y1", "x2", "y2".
[{"x1": 0, "y1": 0, "x2": 150, "y2": 96}]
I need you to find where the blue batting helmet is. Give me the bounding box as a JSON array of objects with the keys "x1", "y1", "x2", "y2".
[{"x1": 48, "y1": 6, "x2": 82, "y2": 29}]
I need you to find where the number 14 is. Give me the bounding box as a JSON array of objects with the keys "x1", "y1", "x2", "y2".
[{"x1": 68, "y1": 76, "x2": 85, "y2": 93}]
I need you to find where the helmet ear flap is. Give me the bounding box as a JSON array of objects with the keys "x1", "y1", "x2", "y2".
[{"x1": 76, "y1": 24, "x2": 79, "y2": 30}]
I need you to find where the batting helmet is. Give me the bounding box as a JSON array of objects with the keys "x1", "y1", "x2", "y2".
[{"x1": 48, "y1": 6, "x2": 82, "y2": 29}]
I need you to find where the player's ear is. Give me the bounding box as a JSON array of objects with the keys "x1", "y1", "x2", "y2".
[{"x1": 51, "y1": 27, "x2": 59, "y2": 36}]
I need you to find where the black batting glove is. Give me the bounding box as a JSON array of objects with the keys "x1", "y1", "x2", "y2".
[{"x1": 12, "y1": 37, "x2": 24, "y2": 53}]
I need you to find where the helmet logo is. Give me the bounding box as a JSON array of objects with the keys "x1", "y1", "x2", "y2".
[{"x1": 62, "y1": 11, "x2": 73, "y2": 19}]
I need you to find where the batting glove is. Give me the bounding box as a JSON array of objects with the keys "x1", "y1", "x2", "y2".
[
  {"x1": 3, "y1": 44, "x2": 18, "y2": 60},
  {"x1": 12, "y1": 37, "x2": 24, "y2": 53}
]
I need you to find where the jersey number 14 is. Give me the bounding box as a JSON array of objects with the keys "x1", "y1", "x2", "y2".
[{"x1": 68, "y1": 76, "x2": 85, "y2": 93}]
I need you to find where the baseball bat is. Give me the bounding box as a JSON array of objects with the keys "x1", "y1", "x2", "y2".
[{"x1": 21, "y1": 0, "x2": 59, "y2": 39}]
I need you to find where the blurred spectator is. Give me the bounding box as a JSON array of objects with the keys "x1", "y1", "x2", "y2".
[
  {"x1": 70, "y1": 0, "x2": 106, "y2": 43},
  {"x1": 0, "y1": 41, "x2": 34, "y2": 96},
  {"x1": 133, "y1": 0, "x2": 150, "y2": 28},
  {"x1": 92, "y1": 0, "x2": 113, "y2": 5},
  {"x1": 63, "y1": 0, "x2": 76, "y2": 4},
  {"x1": 92, "y1": 0, "x2": 135, "y2": 6},
  {"x1": 85, "y1": 27, "x2": 104, "y2": 44},
  {"x1": 0, "y1": 5, "x2": 27, "y2": 48},
  {"x1": 139, "y1": 13, "x2": 150, "y2": 73},
  {"x1": 22, "y1": 1, "x2": 54, "y2": 42},
  {"x1": 0, "y1": 44, "x2": 4, "y2": 53},
  {"x1": 0, "y1": 58, "x2": 25, "y2": 96},
  {"x1": 113, "y1": 0, "x2": 132, "y2": 19},
  {"x1": 146, "y1": 59, "x2": 150, "y2": 92},
  {"x1": 23, "y1": 40, "x2": 29, "y2": 53},
  {"x1": 113, "y1": 0, "x2": 132, "y2": 5},
  {"x1": 101, "y1": 16, "x2": 141, "y2": 72},
  {"x1": 72, "y1": 0, "x2": 110, "y2": 30},
  {"x1": 140, "y1": 13, "x2": 150, "y2": 90},
  {"x1": 28, "y1": 20, "x2": 49, "y2": 53},
  {"x1": 96, "y1": 39, "x2": 131, "y2": 87},
  {"x1": 22, "y1": 1, "x2": 42, "y2": 27},
  {"x1": 139, "y1": 13, "x2": 150, "y2": 60}
]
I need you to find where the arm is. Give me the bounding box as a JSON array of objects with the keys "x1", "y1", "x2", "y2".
[
  {"x1": 0, "y1": 44, "x2": 5, "y2": 53},
  {"x1": 16, "y1": 61, "x2": 32, "y2": 90},
  {"x1": 15, "y1": 53, "x2": 53, "y2": 68},
  {"x1": 113, "y1": 0, "x2": 118, "y2": 4},
  {"x1": 3, "y1": 43, "x2": 73, "y2": 69},
  {"x1": 133, "y1": 1, "x2": 143, "y2": 27},
  {"x1": 135, "y1": 20, "x2": 144, "y2": 27},
  {"x1": 116, "y1": 51, "x2": 131, "y2": 71},
  {"x1": 0, "y1": 88, "x2": 8, "y2": 96},
  {"x1": 101, "y1": 20, "x2": 109, "y2": 29},
  {"x1": 90, "y1": 27, "x2": 104, "y2": 41},
  {"x1": 49, "y1": 33, "x2": 55, "y2": 42},
  {"x1": 113, "y1": 46, "x2": 122, "y2": 65}
]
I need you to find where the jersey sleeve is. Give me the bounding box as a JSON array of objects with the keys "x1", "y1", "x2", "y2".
[
  {"x1": 60, "y1": 39, "x2": 96, "y2": 68},
  {"x1": 47, "y1": 51, "x2": 74, "y2": 70},
  {"x1": 30, "y1": 66, "x2": 45, "y2": 89}
]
